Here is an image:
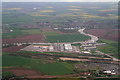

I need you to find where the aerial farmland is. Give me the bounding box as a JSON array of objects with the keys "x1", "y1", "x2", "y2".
[{"x1": 2, "y1": 2, "x2": 120, "y2": 80}]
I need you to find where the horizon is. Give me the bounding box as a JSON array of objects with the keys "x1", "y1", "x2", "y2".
[{"x1": 2, "y1": 0, "x2": 119, "y2": 2}]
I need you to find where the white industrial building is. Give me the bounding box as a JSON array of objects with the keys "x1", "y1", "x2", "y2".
[
  {"x1": 64, "y1": 44, "x2": 73, "y2": 51},
  {"x1": 49, "y1": 46, "x2": 54, "y2": 51}
]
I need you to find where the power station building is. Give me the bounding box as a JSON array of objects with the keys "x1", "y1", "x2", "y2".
[{"x1": 64, "y1": 44, "x2": 73, "y2": 51}]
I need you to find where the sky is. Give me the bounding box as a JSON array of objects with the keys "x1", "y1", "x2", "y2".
[{"x1": 2, "y1": 0, "x2": 119, "y2": 2}]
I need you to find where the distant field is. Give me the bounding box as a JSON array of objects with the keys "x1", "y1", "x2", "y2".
[
  {"x1": 85, "y1": 29, "x2": 119, "y2": 41},
  {"x1": 2, "y1": 28, "x2": 45, "y2": 44},
  {"x1": 44, "y1": 32, "x2": 90, "y2": 43},
  {"x1": 3, "y1": 34, "x2": 45, "y2": 44},
  {"x1": 21, "y1": 29, "x2": 41, "y2": 34},
  {"x1": 3, "y1": 28, "x2": 90, "y2": 43},
  {"x1": 3, "y1": 29, "x2": 41, "y2": 39}
]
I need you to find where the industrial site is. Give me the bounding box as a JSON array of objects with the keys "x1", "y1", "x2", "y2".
[{"x1": 20, "y1": 28, "x2": 106, "y2": 54}]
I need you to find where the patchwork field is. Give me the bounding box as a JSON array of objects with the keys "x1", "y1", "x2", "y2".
[
  {"x1": 2, "y1": 2, "x2": 119, "y2": 79},
  {"x1": 3, "y1": 29, "x2": 42, "y2": 39},
  {"x1": 3, "y1": 54, "x2": 74, "y2": 76}
]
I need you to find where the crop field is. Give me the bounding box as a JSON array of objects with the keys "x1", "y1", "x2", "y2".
[
  {"x1": 97, "y1": 39, "x2": 120, "y2": 59},
  {"x1": 44, "y1": 32, "x2": 90, "y2": 43},
  {"x1": 3, "y1": 34, "x2": 45, "y2": 44},
  {"x1": 3, "y1": 45, "x2": 26, "y2": 53},
  {"x1": 30, "y1": 62, "x2": 74, "y2": 75},
  {"x1": 21, "y1": 29, "x2": 42, "y2": 34},
  {"x1": 3, "y1": 54, "x2": 35, "y2": 67},
  {"x1": 3, "y1": 54, "x2": 75, "y2": 76},
  {"x1": 3, "y1": 28, "x2": 41, "y2": 39},
  {"x1": 3, "y1": 68, "x2": 43, "y2": 76},
  {"x1": 3, "y1": 2, "x2": 118, "y2": 24},
  {"x1": 85, "y1": 29, "x2": 119, "y2": 41}
]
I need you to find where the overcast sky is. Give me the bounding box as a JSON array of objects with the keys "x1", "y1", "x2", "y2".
[{"x1": 2, "y1": 0, "x2": 119, "y2": 2}]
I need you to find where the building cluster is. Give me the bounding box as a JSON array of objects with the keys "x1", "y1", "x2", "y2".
[
  {"x1": 21, "y1": 43, "x2": 79, "y2": 52},
  {"x1": 81, "y1": 42, "x2": 106, "y2": 51}
]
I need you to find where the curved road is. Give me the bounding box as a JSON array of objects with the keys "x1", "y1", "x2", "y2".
[
  {"x1": 78, "y1": 28, "x2": 98, "y2": 43},
  {"x1": 78, "y1": 28, "x2": 119, "y2": 62}
]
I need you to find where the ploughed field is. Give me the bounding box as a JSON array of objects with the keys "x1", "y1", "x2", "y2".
[
  {"x1": 3, "y1": 45, "x2": 26, "y2": 53},
  {"x1": 3, "y1": 34, "x2": 46, "y2": 44},
  {"x1": 3, "y1": 68, "x2": 43, "y2": 76},
  {"x1": 84, "y1": 29, "x2": 119, "y2": 41}
]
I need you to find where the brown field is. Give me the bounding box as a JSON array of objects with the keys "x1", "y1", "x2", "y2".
[
  {"x1": 3, "y1": 68, "x2": 43, "y2": 76},
  {"x1": 105, "y1": 33, "x2": 119, "y2": 41},
  {"x1": 84, "y1": 29, "x2": 119, "y2": 41},
  {"x1": 2, "y1": 45, "x2": 26, "y2": 53},
  {"x1": 3, "y1": 68, "x2": 85, "y2": 78},
  {"x1": 3, "y1": 34, "x2": 46, "y2": 44},
  {"x1": 27, "y1": 73, "x2": 83, "y2": 78}
]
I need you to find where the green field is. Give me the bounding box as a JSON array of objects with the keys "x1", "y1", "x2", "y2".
[
  {"x1": 3, "y1": 29, "x2": 41, "y2": 38},
  {"x1": 3, "y1": 54, "x2": 74, "y2": 75},
  {"x1": 97, "y1": 39, "x2": 119, "y2": 59},
  {"x1": 3, "y1": 54, "x2": 42, "y2": 68},
  {"x1": 31, "y1": 62, "x2": 74, "y2": 75},
  {"x1": 44, "y1": 32, "x2": 90, "y2": 43},
  {"x1": 21, "y1": 29, "x2": 41, "y2": 34}
]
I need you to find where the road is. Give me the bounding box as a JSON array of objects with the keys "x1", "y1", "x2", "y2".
[
  {"x1": 95, "y1": 50, "x2": 120, "y2": 62},
  {"x1": 78, "y1": 28, "x2": 99, "y2": 43},
  {"x1": 78, "y1": 28, "x2": 119, "y2": 62}
]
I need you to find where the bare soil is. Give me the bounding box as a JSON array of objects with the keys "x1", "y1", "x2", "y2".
[
  {"x1": 84, "y1": 29, "x2": 119, "y2": 41},
  {"x1": 3, "y1": 34, "x2": 46, "y2": 44},
  {"x1": 3, "y1": 68, "x2": 44, "y2": 76},
  {"x1": 3, "y1": 45, "x2": 26, "y2": 53}
]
